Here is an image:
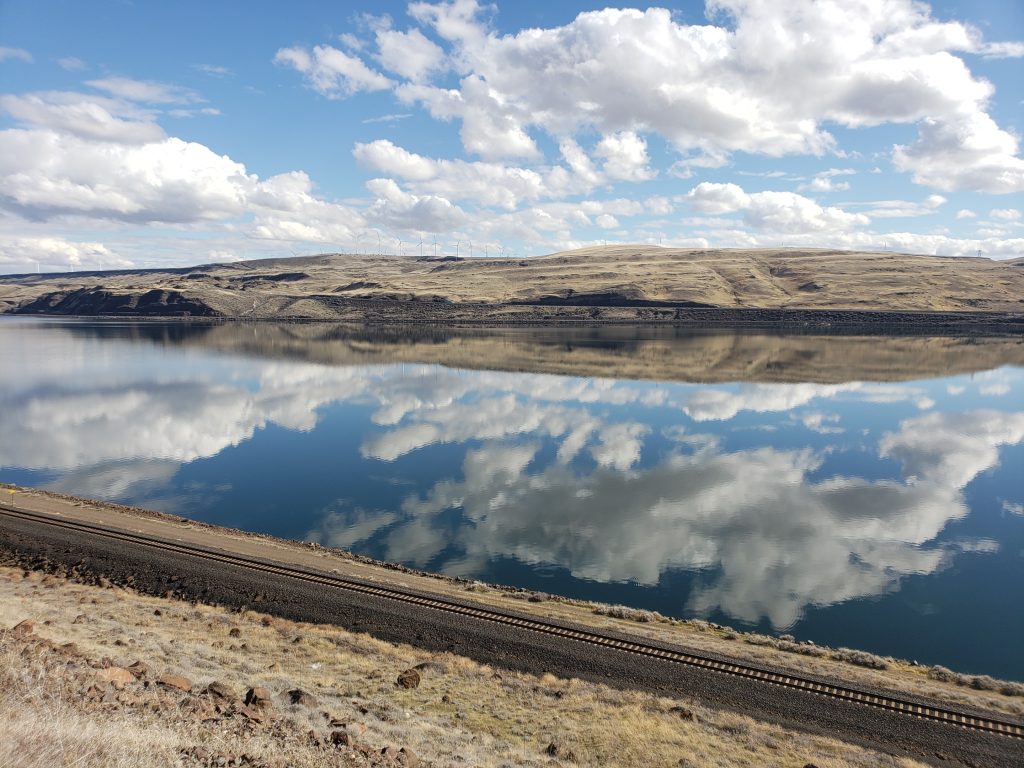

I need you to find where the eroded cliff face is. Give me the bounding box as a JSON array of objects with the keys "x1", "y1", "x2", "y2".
[{"x1": 13, "y1": 288, "x2": 220, "y2": 317}]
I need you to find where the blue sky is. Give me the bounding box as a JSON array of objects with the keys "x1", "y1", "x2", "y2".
[{"x1": 0, "y1": 0, "x2": 1022, "y2": 272}]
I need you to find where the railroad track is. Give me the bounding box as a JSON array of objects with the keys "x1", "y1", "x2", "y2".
[{"x1": 2, "y1": 502, "x2": 1021, "y2": 741}]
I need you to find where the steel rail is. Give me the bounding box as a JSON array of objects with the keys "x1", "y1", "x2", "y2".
[{"x1": 1, "y1": 502, "x2": 1020, "y2": 741}]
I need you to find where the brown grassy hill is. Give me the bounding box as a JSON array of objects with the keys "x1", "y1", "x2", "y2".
[{"x1": 1, "y1": 246, "x2": 1023, "y2": 320}]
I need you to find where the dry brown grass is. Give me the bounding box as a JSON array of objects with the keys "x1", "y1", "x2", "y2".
[
  {"x1": 0, "y1": 564, "x2": 934, "y2": 768},
  {"x1": 2, "y1": 246, "x2": 1023, "y2": 318}
]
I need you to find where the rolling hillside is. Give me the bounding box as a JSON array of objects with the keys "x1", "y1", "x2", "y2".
[{"x1": 1, "y1": 246, "x2": 1022, "y2": 321}]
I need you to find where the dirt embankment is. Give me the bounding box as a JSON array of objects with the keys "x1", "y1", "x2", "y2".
[
  {"x1": 1, "y1": 563, "x2": 940, "y2": 768},
  {"x1": 3, "y1": 246, "x2": 1023, "y2": 324}
]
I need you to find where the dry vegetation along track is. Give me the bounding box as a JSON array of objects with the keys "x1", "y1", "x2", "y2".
[{"x1": 1, "y1": 502, "x2": 1021, "y2": 767}]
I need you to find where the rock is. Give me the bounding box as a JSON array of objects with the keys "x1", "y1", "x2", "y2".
[
  {"x1": 545, "y1": 741, "x2": 576, "y2": 761},
  {"x1": 126, "y1": 661, "x2": 149, "y2": 679},
  {"x1": 245, "y1": 687, "x2": 274, "y2": 710},
  {"x1": 11, "y1": 619, "x2": 34, "y2": 637},
  {"x1": 286, "y1": 688, "x2": 318, "y2": 708},
  {"x1": 382, "y1": 747, "x2": 400, "y2": 759},
  {"x1": 96, "y1": 667, "x2": 135, "y2": 689},
  {"x1": 228, "y1": 627, "x2": 241, "y2": 638},
  {"x1": 237, "y1": 705, "x2": 265, "y2": 723},
  {"x1": 157, "y1": 673, "x2": 193, "y2": 692},
  {"x1": 56, "y1": 642, "x2": 79, "y2": 657},
  {"x1": 72, "y1": 614, "x2": 87, "y2": 624},
  {"x1": 396, "y1": 669, "x2": 421, "y2": 689},
  {"x1": 399, "y1": 747, "x2": 419, "y2": 766},
  {"x1": 669, "y1": 705, "x2": 695, "y2": 721},
  {"x1": 206, "y1": 681, "x2": 237, "y2": 701},
  {"x1": 528, "y1": 592, "x2": 549, "y2": 602},
  {"x1": 330, "y1": 730, "x2": 354, "y2": 747}
]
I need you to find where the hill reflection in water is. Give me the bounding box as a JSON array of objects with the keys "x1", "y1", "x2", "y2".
[{"x1": 1, "y1": 318, "x2": 1022, "y2": 679}]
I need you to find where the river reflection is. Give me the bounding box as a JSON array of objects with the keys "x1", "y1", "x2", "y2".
[{"x1": 1, "y1": 318, "x2": 1022, "y2": 679}]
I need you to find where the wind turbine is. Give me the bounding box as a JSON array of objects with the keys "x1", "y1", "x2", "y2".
[
  {"x1": 418, "y1": 237, "x2": 424, "y2": 257},
  {"x1": 396, "y1": 237, "x2": 404, "y2": 256},
  {"x1": 467, "y1": 239, "x2": 473, "y2": 257},
  {"x1": 455, "y1": 239, "x2": 461, "y2": 258},
  {"x1": 432, "y1": 235, "x2": 438, "y2": 258},
  {"x1": 376, "y1": 230, "x2": 382, "y2": 255}
]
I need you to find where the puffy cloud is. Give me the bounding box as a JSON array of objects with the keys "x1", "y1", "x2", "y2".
[
  {"x1": 353, "y1": 139, "x2": 437, "y2": 181},
  {"x1": 800, "y1": 168, "x2": 856, "y2": 193},
  {"x1": 0, "y1": 47, "x2": 32, "y2": 63},
  {"x1": 687, "y1": 182, "x2": 751, "y2": 214},
  {"x1": 743, "y1": 190, "x2": 870, "y2": 233},
  {"x1": 595, "y1": 132, "x2": 656, "y2": 181},
  {"x1": 396, "y1": 80, "x2": 542, "y2": 160},
  {"x1": 990, "y1": 208, "x2": 1021, "y2": 221},
  {"x1": 0, "y1": 91, "x2": 166, "y2": 143},
  {"x1": 274, "y1": 45, "x2": 392, "y2": 97},
  {"x1": 353, "y1": 139, "x2": 602, "y2": 210},
  {"x1": 0, "y1": 236, "x2": 134, "y2": 272},
  {"x1": 0, "y1": 118, "x2": 364, "y2": 243},
  {"x1": 364, "y1": 177, "x2": 466, "y2": 232},
  {"x1": 0, "y1": 130, "x2": 252, "y2": 223},
  {"x1": 741, "y1": 229, "x2": 1024, "y2": 260},
  {"x1": 407, "y1": 0, "x2": 488, "y2": 44},
  {"x1": 686, "y1": 182, "x2": 869, "y2": 233},
  {"x1": 893, "y1": 113, "x2": 1024, "y2": 193},
  {"x1": 374, "y1": 26, "x2": 447, "y2": 82},
  {"x1": 380, "y1": 0, "x2": 1024, "y2": 190},
  {"x1": 249, "y1": 171, "x2": 364, "y2": 244}
]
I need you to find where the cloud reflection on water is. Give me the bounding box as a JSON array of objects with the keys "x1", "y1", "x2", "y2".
[{"x1": 1, "y1": 323, "x2": 1022, "y2": 630}]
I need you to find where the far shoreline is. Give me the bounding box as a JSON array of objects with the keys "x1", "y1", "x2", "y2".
[{"x1": 5, "y1": 303, "x2": 1024, "y2": 334}]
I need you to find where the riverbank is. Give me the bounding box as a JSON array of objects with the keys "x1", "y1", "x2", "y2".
[
  {"x1": 2, "y1": 560, "x2": 943, "y2": 768},
  {"x1": 2, "y1": 484, "x2": 1022, "y2": 725}
]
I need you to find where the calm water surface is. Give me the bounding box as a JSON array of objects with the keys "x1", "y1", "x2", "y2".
[{"x1": 1, "y1": 318, "x2": 1022, "y2": 679}]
